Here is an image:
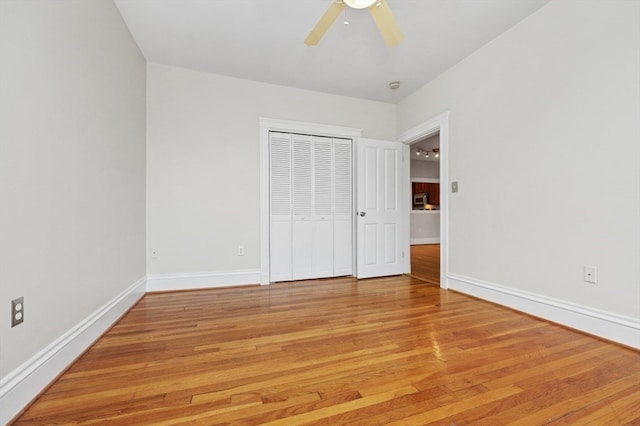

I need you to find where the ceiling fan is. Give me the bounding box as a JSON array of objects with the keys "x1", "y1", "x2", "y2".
[{"x1": 305, "y1": 0, "x2": 404, "y2": 47}]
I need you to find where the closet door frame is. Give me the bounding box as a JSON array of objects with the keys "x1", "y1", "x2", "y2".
[{"x1": 259, "y1": 118, "x2": 362, "y2": 285}]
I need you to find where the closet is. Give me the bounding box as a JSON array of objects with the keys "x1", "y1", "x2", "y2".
[{"x1": 269, "y1": 132, "x2": 352, "y2": 282}]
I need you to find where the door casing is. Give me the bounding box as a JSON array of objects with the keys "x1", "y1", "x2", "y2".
[{"x1": 397, "y1": 112, "x2": 450, "y2": 289}]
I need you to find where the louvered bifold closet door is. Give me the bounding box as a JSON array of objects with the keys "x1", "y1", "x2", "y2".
[
  {"x1": 292, "y1": 134, "x2": 314, "y2": 280},
  {"x1": 333, "y1": 139, "x2": 353, "y2": 276},
  {"x1": 312, "y1": 136, "x2": 334, "y2": 278},
  {"x1": 269, "y1": 132, "x2": 293, "y2": 281},
  {"x1": 269, "y1": 132, "x2": 353, "y2": 282}
]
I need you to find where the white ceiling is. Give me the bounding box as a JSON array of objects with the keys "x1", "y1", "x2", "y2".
[{"x1": 114, "y1": 0, "x2": 549, "y2": 103}]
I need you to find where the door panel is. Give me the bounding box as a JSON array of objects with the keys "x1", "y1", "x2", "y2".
[
  {"x1": 333, "y1": 140, "x2": 352, "y2": 276},
  {"x1": 292, "y1": 135, "x2": 314, "y2": 280},
  {"x1": 333, "y1": 218, "x2": 352, "y2": 275},
  {"x1": 384, "y1": 223, "x2": 397, "y2": 264},
  {"x1": 384, "y1": 149, "x2": 397, "y2": 210},
  {"x1": 357, "y1": 138, "x2": 405, "y2": 279},
  {"x1": 364, "y1": 146, "x2": 378, "y2": 210},
  {"x1": 313, "y1": 218, "x2": 333, "y2": 278},
  {"x1": 312, "y1": 137, "x2": 333, "y2": 278},
  {"x1": 270, "y1": 220, "x2": 291, "y2": 281},
  {"x1": 292, "y1": 219, "x2": 313, "y2": 279},
  {"x1": 269, "y1": 133, "x2": 292, "y2": 281},
  {"x1": 364, "y1": 223, "x2": 378, "y2": 265}
]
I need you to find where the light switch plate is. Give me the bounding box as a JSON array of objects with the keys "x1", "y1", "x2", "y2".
[{"x1": 452, "y1": 181, "x2": 459, "y2": 193}]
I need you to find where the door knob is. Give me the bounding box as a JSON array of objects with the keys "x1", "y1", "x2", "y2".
[{"x1": 359, "y1": 211, "x2": 366, "y2": 217}]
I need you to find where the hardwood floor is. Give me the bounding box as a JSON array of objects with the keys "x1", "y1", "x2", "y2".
[
  {"x1": 13, "y1": 276, "x2": 640, "y2": 425},
  {"x1": 410, "y1": 244, "x2": 440, "y2": 284}
]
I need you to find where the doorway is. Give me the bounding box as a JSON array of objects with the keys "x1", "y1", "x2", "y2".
[
  {"x1": 409, "y1": 131, "x2": 441, "y2": 284},
  {"x1": 410, "y1": 244, "x2": 440, "y2": 284},
  {"x1": 398, "y1": 112, "x2": 449, "y2": 289}
]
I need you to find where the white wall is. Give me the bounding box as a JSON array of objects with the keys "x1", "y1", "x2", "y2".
[
  {"x1": 410, "y1": 212, "x2": 440, "y2": 245},
  {"x1": 147, "y1": 63, "x2": 396, "y2": 276},
  {"x1": 0, "y1": 0, "x2": 146, "y2": 413},
  {"x1": 411, "y1": 160, "x2": 440, "y2": 179},
  {"x1": 398, "y1": 1, "x2": 640, "y2": 323}
]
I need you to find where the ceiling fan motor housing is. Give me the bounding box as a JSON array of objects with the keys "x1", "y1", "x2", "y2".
[{"x1": 343, "y1": 0, "x2": 377, "y2": 9}]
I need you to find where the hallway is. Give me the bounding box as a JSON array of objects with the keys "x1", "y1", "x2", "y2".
[{"x1": 410, "y1": 244, "x2": 440, "y2": 285}]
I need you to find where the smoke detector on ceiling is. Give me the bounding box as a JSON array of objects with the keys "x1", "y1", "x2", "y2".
[{"x1": 388, "y1": 81, "x2": 400, "y2": 90}]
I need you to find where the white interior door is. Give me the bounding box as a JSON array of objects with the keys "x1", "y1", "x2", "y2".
[{"x1": 356, "y1": 138, "x2": 406, "y2": 279}]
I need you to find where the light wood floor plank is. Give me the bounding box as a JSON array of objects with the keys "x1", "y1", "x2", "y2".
[
  {"x1": 12, "y1": 275, "x2": 640, "y2": 425},
  {"x1": 410, "y1": 243, "x2": 440, "y2": 284}
]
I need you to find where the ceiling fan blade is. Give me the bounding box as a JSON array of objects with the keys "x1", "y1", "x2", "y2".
[
  {"x1": 369, "y1": 0, "x2": 404, "y2": 47},
  {"x1": 304, "y1": 1, "x2": 345, "y2": 46}
]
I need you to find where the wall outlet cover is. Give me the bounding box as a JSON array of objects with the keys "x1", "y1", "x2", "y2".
[{"x1": 11, "y1": 296, "x2": 24, "y2": 327}]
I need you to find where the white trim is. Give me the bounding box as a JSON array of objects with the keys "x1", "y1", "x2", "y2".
[
  {"x1": 398, "y1": 111, "x2": 450, "y2": 288},
  {"x1": 259, "y1": 117, "x2": 362, "y2": 285},
  {"x1": 259, "y1": 118, "x2": 362, "y2": 139},
  {"x1": 411, "y1": 210, "x2": 440, "y2": 215},
  {"x1": 146, "y1": 269, "x2": 260, "y2": 292},
  {"x1": 411, "y1": 237, "x2": 440, "y2": 245},
  {"x1": 411, "y1": 177, "x2": 440, "y2": 183},
  {"x1": 448, "y1": 273, "x2": 640, "y2": 349},
  {"x1": 0, "y1": 277, "x2": 146, "y2": 425}
]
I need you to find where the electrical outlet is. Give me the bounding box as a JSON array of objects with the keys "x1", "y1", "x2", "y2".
[
  {"x1": 584, "y1": 265, "x2": 597, "y2": 284},
  {"x1": 11, "y1": 297, "x2": 24, "y2": 327},
  {"x1": 237, "y1": 245, "x2": 245, "y2": 256}
]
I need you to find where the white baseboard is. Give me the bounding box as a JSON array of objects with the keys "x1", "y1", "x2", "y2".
[
  {"x1": 410, "y1": 237, "x2": 440, "y2": 245},
  {"x1": 447, "y1": 273, "x2": 640, "y2": 350},
  {"x1": 0, "y1": 277, "x2": 146, "y2": 425},
  {"x1": 146, "y1": 269, "x2": 261, "y2": 292}
]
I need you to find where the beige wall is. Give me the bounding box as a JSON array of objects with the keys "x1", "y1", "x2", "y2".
[
  {"x1": 146, "y1": 62, "x2": 396, "y2": 275},
  {"x1": 0, "y1": 0, "x2": 146, "y2": 380},
  {"x1": 398, "y1": 0, "x2": 640, "y2": 318}
]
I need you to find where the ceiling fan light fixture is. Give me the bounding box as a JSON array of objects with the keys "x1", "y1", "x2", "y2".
[
  {"x1": 305, "y1": 0, "x2": 402, "y2": 47},
  {"x1": 343, "y1": 0, "x2": 377, "y2": 9}
]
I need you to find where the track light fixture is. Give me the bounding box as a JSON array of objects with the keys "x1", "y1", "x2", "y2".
[{"x1": 415, "y1": 148, "x2": 440, "y2": 159}]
